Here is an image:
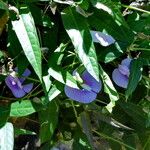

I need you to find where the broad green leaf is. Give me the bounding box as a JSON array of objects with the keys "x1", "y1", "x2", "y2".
[
  {"x1": 61, "y1": 7, "x2": 99, "y2": 82},
  {"x1": 122, "y1": 133, "x2": 138, "y2": 150},
  {"x1": 0, "y1": 122, "x2": 14, "y2": 150},
  {"x1": 43, "y1": 74, "x2": 51, "y2": 92},
  {"x1": 0, "y1": 106, "x2": 10, "y2": 127},
  {"x1": 138, "y1": 131, "x2": 150, "y2": 150},
  {"x1": 48, "y1": 82, "x2": 63, "y2": 101},
  {"x1": 14, "y1": 128, "x2": 36, "y2": 135},
  {"x1": 91, "y1": 0, "x2": 128, "y2": 27},
  {"x1": 73, "y1": 128, "x2": 92, "y2": 150},
  {"x1": 48, "y1": 66, "x2": 79, "y2": 89},
  {"x1": 119, "y1": 102, "x2": 148, "y2": 129},
  {"x1": 88, "y1": 9, "x2": 133, "y2": 62},
  {"x1": 0, "y1": 1, "x2": 8, "y2": 12},
  {"x1": 39, "y1": 101, "x2": 59, "y2": 143},
  {"x1": 48, "y1": 46, "x2": 79, "y2": 89},
  {"x1": 0, "y1": 12, "x2": 8, "y2": 35},
  {"x1": 99, "y1": 65, "x2": 119, "y2": 113},
  {"x1": 11, "y1": 6, "x2": 42, "y2": 81},
  {"x1": 78, "y1": 112, "x2": 94, "y2": 149},
  {"x1": 126, "y1": 59, "x2": 143, "y2": 98},
  {"x1": 10, "y1": 100, "x2": 44, "y2": 117}
]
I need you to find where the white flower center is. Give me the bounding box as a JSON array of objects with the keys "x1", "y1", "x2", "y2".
[{"x1": 12, "y1": 81, "x2": 16, "y2": 85}]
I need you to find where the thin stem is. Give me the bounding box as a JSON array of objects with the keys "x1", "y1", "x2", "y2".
[
  {"x1": 92, "y1": 130, "x2": 136, "y2": 150},
  {"x1": 122, "y1": 4, "x2": 150, "y2": 15},
  {"x1": 29, "y1": 89, "x2": 43, "y2": 97},
  {"x1": 130, "y1": 48, "x2": 150, "y2": 51},
  {"x1": 71, "y1": 101, "x2": 78, "y2": 119},
  {"x1": 0, "y1": 96, "x2": 16, "y2": 101},
  {"x1": 25, "y1": 77, "x2": 41, "y2": 83},
  {"x1": 95, "y1": 99, "x2": 108, "y2": 105},
  {"x1": 22, "y1": 84, "x2": 41, "y2": 100}
]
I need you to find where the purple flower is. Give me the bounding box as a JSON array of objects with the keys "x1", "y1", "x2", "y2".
[
  {"x1": 64, "y1": 70, "x2": 102, "y2": 103},
  {"x1": 5, "y1": 68, "x2": 33, "y2": 98},
  {"x1": 90, "y1": 30, "x2": 115, "y2": 47},
  {"x1": 112, "y1": 58, "x2": 132, "y2": 88}
]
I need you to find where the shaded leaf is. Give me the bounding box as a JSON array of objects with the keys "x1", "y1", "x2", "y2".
[
  {"x1": 39, "y1": 101, "x2": 59, "y2": 143},
  {"x1": 126, "y1": 59, "x2": 143, "y2": 98},
  {"x1": 73, "y1": 128, "x2": 92, "y2": 150},
  {"x1": 14, "y1": 128, "x2": 36, "y2": 135},
  {"x1": 119, "y1": 102, "x2": 148, "y2": 129},
  {"x1": 91, "y1": 0, "x2": 128, "y2": 27},
  {"x1": 0, "y1": 106, "x2": 10, "y2": 127},
  {"x1": 78, "y1": 112, "x2": 94, "y2": 149}
]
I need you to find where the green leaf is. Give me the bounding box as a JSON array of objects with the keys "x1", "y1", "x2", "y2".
[
  {"x1": 48, "y1": 45, "x2": 79, "y2": 89},
  {"x1": 48, "y1": 82, "x2": 63, "y2": 101},
  {"x1": 43, "y1": 74, "x2": 51, "y2": 92},
  {"x1": 126, "y1": 59, "x2": 143, "y2": 98},
  {"x1": 73, "y1": 128, "x2": 92, "y2": 150},
  {"x1": 78, "y1": 112, "x2": 94, "y2": 149},
  {"x1": 99, "y1": 65, "x2": 119, "y2": 113},
  {"x1": 48, "y1": 66, "x2": 79, "y2": 89},
  {"x1": 119, "y1": 102, "x2": 148, "y2": 129},
  {"x1": 39, "y1": 101, "x2": 59, "y2": 143},
  {"x1": 11, "y1": 6, "x2": 42, "y2": 81},
  {"x1": 14, "y1": 128, "x2": 36, "y2": 136},
  {"x1": 88, "y1": 8, "x2": 133, "y2": 62},
  {"x1": 91, "y1": 0, "x2": 128, "y2": 27},
  {"x1": 0, "y1": 106, "x2": 10, "y2": 127},
  {"x1": 61, "y1": 7, "x2": 99, "y2": 81},
  {"x1": 10, "y1": 100, "x2": 44, "y2": 117},
  {"x1": 0, "y1": 12, "x2": 8, "y2": 35},
  {"x1": 0, "y1": 122, "x2": 14, "y2": 150},
  {"x1": 0, "y1": 1, "x2": 8, "y2": 12}
]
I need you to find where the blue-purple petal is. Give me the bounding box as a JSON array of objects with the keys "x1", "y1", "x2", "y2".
[
  {"x1": 11, "y1": 88, "x2": 26, "y2": 98},
  {"x1": 90, "y1": 30, "x2": 115, "y2": 46},
  {"x1": 19, "y1": 68, "x2": 31, "y2": 83},
  {"x1": 5, "y1": 68, "x2": 33, "y2": 98},
  {"x1": 81, "y1": 70, "x2": 102, "y2": 93},
  {"x1": 5, "y1": 76, "x2": 21, "y2": 90},
  {"x1": 5, "y1": 76, "x2": 26, "y2": 98},
  {"x1": 112, "y1": 69, "x2": 128, "y2": 88},
  {"x1": 23, "y1": 83, "x2": 33, "y2": 93},
  {"x1": 65, "y1": 85, "x2": 97, "y2": 103},
  {"x1": 118, "y1": 65, "x2": 130, "y2": 77},
  {"x1": 121, "y1": 58, "x2": 132, "y2": 68}
]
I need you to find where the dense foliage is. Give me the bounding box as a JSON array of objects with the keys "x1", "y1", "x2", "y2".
[{"x1": 0, "y1": 0, "x2": 150, "y2": 149}]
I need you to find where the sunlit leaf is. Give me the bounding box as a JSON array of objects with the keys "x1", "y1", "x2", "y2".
[
  {"x1": 0, "y1": 122, "x2": 14, "y2": 150},
  {"x1": 99, "y1": 65, "x2": 119, "y2": 112},
  {"x1": 48, "y1": 44, "x2": 79, "y2": 89},
  {"x1": 10, "y1": 100, "x2": 44, "y2": 117},
  {"x1": 61, "y1": 7, "x2": 100, "y2": 82},
  {"x1": 48, "y1": 82, "x2": 63, "y2": 101},
  {"x1": 11, "y1": 6, "x2": 42, "y2": 81}
]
